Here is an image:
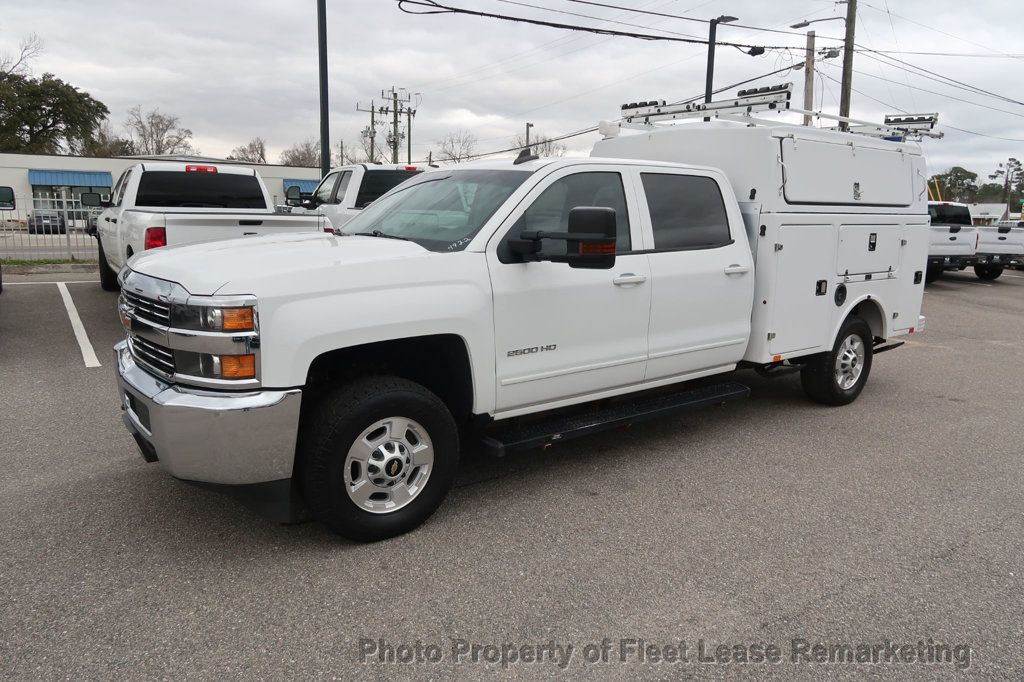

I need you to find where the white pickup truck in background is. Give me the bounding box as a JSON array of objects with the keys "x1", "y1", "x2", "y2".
[
  {"x1": 974, "y1": 220, "x2": 1024, "y2": 280},
  {"x1": 83, "y1": 162, "x2": 330, "y2": 290},
  {"x1": 286, "y1": 163, "x2": 423, "y2": 228},
  {"x1": 112, "y1": 86, "x2": 930, "y2": 542},
  {"x1": 925, "y1": 201, "x2": 977, "y2": 282}
]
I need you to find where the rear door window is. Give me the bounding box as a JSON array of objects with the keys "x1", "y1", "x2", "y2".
[
  {"x1": 135, "y1": 171, "x2": 267, "y2": 209},
  {"x1": 355, "y1": 170, "x2": 422, "y2": 209},
  {"x1": 641, "y1": 173, "x2": 731, "y2": 250},
  {"x1": 928, "y1": 204, "x2": 972, "y2": 225}
]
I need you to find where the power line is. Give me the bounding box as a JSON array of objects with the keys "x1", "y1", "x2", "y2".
[
  {"x1": 858, "y1": 1, "x2": 1024, "y2": 60},
  {"x1": 561, "y1": 0, "x2": 847, "y2": 40},
  {"x1": 458, "y1": 64, "x2": 807, "y2": 160},
  {"x1": 497, "y1": 0, "x2": 705, "y2": 40},
  {"x1": 396, "y1": 0, "x2": 803, "y2": 50},
  {"x1": 856, "y1": 48, "x2": 1024, "y2": 107},
  {"x1": 816, "y1": 71, "x2": 1024, "y2": 143}
]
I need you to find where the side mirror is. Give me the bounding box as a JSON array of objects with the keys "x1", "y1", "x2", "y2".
[
  {"x1": 508, "y1": 207, "x2": 617, "y2": 269},
  {"x1": 79, "y1": 192, "x2": 108, "y2": 208},
  {"x1": 285, "y1": 185, "x2": 302, "y2": 207},
  {"x1": 0, "y1": 186, "x2": 14, "y2": 210}
]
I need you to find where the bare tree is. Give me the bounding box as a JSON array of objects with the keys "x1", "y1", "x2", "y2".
[
  {"x1": 0, "y1": 33, "x2": 43, "y2": 77},
  {"x1": 228, "y1": 137, "x2": 267, "y2": 164},
  {"x1": 125, "y1": 106, "x2": 194, "y2": 156},
  {"x1": 333, "y1": 139, "x2": 372, "y2": 166},
  {"x1": 279, "y1": 138, "x2": 321, "y2": 167},
  {"x1": 511, "y1": 131, "x2": 566, "y2": 157},
  {"x1": 437, "y1": 130, "x2": 477, "y2": 164},
  {"x1": 78, "y1": 119, "x2": 135, "y2": 157}
]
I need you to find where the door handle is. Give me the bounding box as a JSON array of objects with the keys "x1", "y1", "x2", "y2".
[
  {"x1": 110, "y1": 217, "x2": 117, "y2": 224},
  {"x1": 612, "y1": 273, "x2": 647, "y2": 286},
  {"x1": 724, "y1": 264, "x2": 750, "y2": 275},
  {"x1": 104, "y1": 217, "x2": 111, "y2": 222}
]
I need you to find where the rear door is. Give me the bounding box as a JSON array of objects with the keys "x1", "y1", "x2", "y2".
[{"x1": 635, "y1": 169, "x2": 754, "y2": 381}]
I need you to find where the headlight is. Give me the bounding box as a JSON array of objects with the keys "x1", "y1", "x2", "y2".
[
  {"x1": 175, "y1": 351, "x2": 257, "y2": 380},
  {"x1": 170, "y1": 304, "x2": 255, "y2": 332}
]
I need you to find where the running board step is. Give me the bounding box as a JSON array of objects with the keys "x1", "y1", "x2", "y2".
[
  {"x1": 873, "y1": 340, "x2": 904, "y2": 354},
  {"x1": 481, "y1": 382, "x2": 750, "y2": 457}
]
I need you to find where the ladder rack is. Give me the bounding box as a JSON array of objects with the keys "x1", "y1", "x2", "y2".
[{"x1": 609, "y1": 82, "x2": 943, "y2": 142}]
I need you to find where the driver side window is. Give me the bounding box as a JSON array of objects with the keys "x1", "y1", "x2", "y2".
[
  {"x1": 313, "y1": 172, "x2": 340, "y2": 204},
  {"x1": 504, "y1": 172, "x2": 631, "y2": 259}
]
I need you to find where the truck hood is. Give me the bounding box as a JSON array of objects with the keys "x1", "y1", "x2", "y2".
[{"x1": 127, "y1": 232, "x2": 430, "y2": 296}]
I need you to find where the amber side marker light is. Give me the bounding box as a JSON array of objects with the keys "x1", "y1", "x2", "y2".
[
  {"x1": 222, "y1": 307, "x2": 254, "y2": 331},
  {"x1": 221, "y1": 354, "x2": 256, "y2": 379},
  {"x1": 579, "y1": 242, "x2": 616, "y2": 255}
]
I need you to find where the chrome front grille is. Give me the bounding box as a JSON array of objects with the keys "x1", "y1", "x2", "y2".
[
  {"x1": 123, "y1": 289, "x2": 171, "y2": 327},
  {"x1": 129, "y1": 334, "x2": 175, "y2": 376}
]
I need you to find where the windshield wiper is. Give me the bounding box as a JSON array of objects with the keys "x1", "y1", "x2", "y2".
[{"x1": 353, "y1": 229, "x2": 415, "y2": 242}]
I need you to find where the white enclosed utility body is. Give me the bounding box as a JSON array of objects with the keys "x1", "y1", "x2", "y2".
[{"x1": 593, "y1": 121, "x2": 930, "y2": 364}]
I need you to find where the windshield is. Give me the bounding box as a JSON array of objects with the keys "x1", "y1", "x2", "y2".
[
  {"x1": 928, "y1": 203, "x2": 973, "y2": 226},
  {"x1": 341, "y1": 169, "x2": 532, "y2": 252}
]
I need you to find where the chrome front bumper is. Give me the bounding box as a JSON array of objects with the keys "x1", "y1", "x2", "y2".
[{"x1": 114, "y1": 341, "x2": 302, "y2": 485}]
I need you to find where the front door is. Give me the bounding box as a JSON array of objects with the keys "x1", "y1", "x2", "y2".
[{"x1": 488, "y1": 167, "x2": 651, "y2": 414}]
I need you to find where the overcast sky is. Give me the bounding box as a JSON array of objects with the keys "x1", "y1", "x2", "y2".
[{"x1": 2, "y1": 0, "x2": 1022, "y2": 177}]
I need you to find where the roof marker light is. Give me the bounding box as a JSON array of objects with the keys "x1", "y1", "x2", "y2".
[{"x1": 185, "y1": 165, "x2": 217, "y2": 173}]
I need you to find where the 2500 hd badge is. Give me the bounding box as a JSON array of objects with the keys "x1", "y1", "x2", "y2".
[{"x1": 507, "y1": 344, "x2": 558, "y2": 357}]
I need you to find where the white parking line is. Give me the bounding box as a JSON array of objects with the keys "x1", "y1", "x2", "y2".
[
  {"x1": 2, "y1": 280, "x2": 101, "y2": 285},
  {"x1": 55, "y1": 282, "x2": 102, "y2": 368}
]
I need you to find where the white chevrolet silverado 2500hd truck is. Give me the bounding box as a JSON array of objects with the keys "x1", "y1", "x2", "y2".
[
  {"x1": 112, "y1": 116, "x2": 929, "y2": 542},
  {"x1": 82, "y1": 161, "x2": 329, "y2": 291},
  {"x1": 973, "y1": 220, "x2": 1024, "y2": 280},
  {"x1": 285, "y1": 163, "x2": 423, "y2": 229},
  {"x1": 925, "y1": 201, "x2": 978, "y2": 282}
]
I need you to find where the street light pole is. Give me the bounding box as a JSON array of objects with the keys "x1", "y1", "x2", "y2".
[
  {"x1": 838, "y1": 0, "x2": 857, "y2": 131},
  {"x1": 525, "y1": 122, "x2": 533, "y2": 149},
  {"x1": 316, "y1": 0, "x2": 330, "y2": 176},
  {"x1": 704, "y1": 15, "x2": 737, "y2": 122}
]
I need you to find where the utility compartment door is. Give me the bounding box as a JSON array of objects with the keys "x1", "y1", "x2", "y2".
[
  {"x1": 837, "y1": 224, "x2": 900, "y2": 275},
  {"x1": 894, "y1": 223, "x2": 929, "y2": 332},
  {"x1": 781, "y1": 138, "x2": 913, "y2": 206},
  {"x1": 769, "y1": 224, "x2": 838, "y2": 356}
]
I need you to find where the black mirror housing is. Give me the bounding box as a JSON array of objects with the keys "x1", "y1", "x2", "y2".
[
  {"x1": 997, "y1": 224, "x2": 1012, "y2": 234},
  {"x1": 564, "y1": 207, "x2": 617, "y2": 269},
  {"x1": 0, "y1": 185, "x2": 14, "y2": 210},
  {"x1": 79, "y1": 192, "x2": 107, "y2": 208},
  {"x1": 508, "y1": 207, "x2": 618, "y2": 269},
  {"x1": 284, "y1": 185, "x2": 303, "y2": 206}
]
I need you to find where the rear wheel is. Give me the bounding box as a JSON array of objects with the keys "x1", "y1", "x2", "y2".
[
  {"x1": 924, "y1": 266, "x2": 942, "y2": 283},
  {"x1": 97, "y1": 238, "x2": 119, "y2": 291},
  {"x1": 299, "y1": 376, "x2": 459, "y2": 542},
  {"x1": 974, "y1": 264, "x2": 1003, "y2": 280},
  {"x1": 800, "y1": 317, "x2": 873, "y2": 406}
]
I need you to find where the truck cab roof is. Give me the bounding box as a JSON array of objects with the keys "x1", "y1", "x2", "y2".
[{"x1": 136, "y1": 161, "x2": 258, "y2": 176}]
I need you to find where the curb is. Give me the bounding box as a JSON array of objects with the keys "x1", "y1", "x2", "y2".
[{"x1": 3, "y1": 263, "x2": 100, "y2": 275}]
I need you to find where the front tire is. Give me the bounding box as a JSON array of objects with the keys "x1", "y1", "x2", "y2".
[
  {"x1": 974, "y1": 264, "x2": 1003, "y2": 280},
  {"x1": 97, "y1": 238, "x2": 119, "y2": 291},
  {"x1": 800, "y1": 317, "x2": 874, "y2": 406},
  {"x1": 299, "y1": 376, "x2": 459, "y2": 542}
]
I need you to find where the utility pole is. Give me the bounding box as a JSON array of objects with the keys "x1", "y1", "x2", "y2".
[
  {"x1": 406, "y1": 106, "x2": 416, "y2": 164},
  {"x1": 376, "y1": 87, "x2": 414, "y2": 164},
  {"x1": 316, "y1": 0, "x2": 330, "y2": 177},
  {"x1": 525, "y1": 122, "x2": 534, "y2": 148},
  {"x1": 803, "y1": 31, "x2": 816, "y2": 126},
  {"x1": 356, "y1": 100, "x2": 379, "y2": 163},
  {"x1": 704, "y1": 15, "x2": 738, "y2": 122},
  {"x1": 838, "y1": 0, "x2": 857, "y2": 131}
]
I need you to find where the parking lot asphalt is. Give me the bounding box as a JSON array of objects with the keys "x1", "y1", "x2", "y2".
[{"x1": 1, "y1": 270, "x2": 1022, "y2": 679}]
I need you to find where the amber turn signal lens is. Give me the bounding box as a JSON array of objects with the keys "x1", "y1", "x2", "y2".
[
  {"x1": 222, "y1": 307, "x2": 254, "y2": 331},
  {"x1": 221, "y1": 354, "x2": 256, "y2": 379}
]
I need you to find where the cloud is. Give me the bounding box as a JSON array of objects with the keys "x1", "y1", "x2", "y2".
[{"x1": 1, "y1": 0, "x2": 1020, "y2": 173}]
